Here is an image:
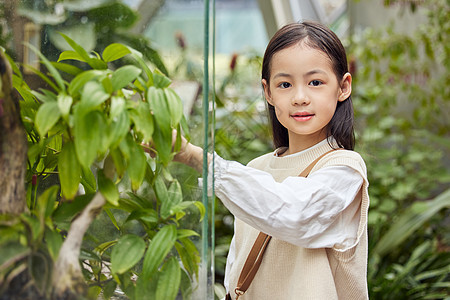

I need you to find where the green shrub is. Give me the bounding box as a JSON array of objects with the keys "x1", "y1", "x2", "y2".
[
  {"x1": 350, "y1": 0, "x2": 450, "y2": 297},
  {"x1": 0, "y1": 34, "x2": 203, "y2": 299}
]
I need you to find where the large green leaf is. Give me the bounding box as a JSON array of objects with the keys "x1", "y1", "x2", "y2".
[
  {"x1": 121, "y1": 192, "x2": 152, "y2": 211},
  {"x1": 109, "y1": 147, "x2": 126, "y2": 179},
  {"x1": 152, "y1": 121, "x2": 173, "y2": 165},
  {"x1": 52, "y1": 194, "x2": 92, "y2": 226},
  {"x1": 170, "y1": 201, "x2": 205, "y2": 221},
  {"x1": 126, "y1": 208, "x2": 158, "y2": 227},
  {"x1": 153, "y1": 71, "x2": 172, "y2": 89},
  {"x1": 45, "y1": 227, "x2": 62, "y2": 261},
  {"x1": 102, "y1": 43, "x2": 131, "y2": 62},
  {"x1": 35, "y1": 186, "x2": 59, "y2": 223},
  {"x1": 98, "y1": 170, "x2": 119, "y2": 206},
  {"x1": 127, "y1": 46, "x2": 153, "y2": 84},
  {"x1": 127, "y1": 137, "x2": 147, "y2": 191},
  {"x1": 35, "y1": 101, "x2": 61, "y2": 136},
  {"x1": 15, "y1": 78, "x2": 37, "y2": 107},
  {"x1": 110, "y1": 96, "x2": 125, "y2": 119},
  {"x1": 68, "y1": 70, "x2": 107, "y2": 96},
  {"x1": 148, "y1": 86, "x2": 170, "y2": 130},
  {"x1": 32, "y1": 88, "x2": 58, "y2": 105},
  {"x1": 58, "y1": 142, "x2": 81, "y2": 200},
  {"x1": 373, "y1": 189, "x2": 450, "y2": 257},
  {"x1": 135, "y1": 274, "x2": 157, "y2": 300},
  {"x1": 51, "y1": 61, "x2": 83, "y2": 76},
  {"x1": 118, "y1": 134, "x2": 132, "y2": 161},
  {"x1": 111, "y1": 234, "x2": 146, "y2": 274},
  {"x1": 94, "y1": 240, "x2": 117, "y2": 257},
  {"x1": 107, "y1": 110, "x2": 130, "y2": 149},
  {"x1": 31, "y1": 90, "x2": 57, "y2": 104},
  {"x1": 20, "y1": 215, "x2": 42, "y2": 242},
  {"x1": 103, "y1": 75, "x2": 115, "y2": 95},
  {"x1": 153, "y1": 176, "x2": 168, "y2": 206},
  {"x1": 155, "y1": 257, "x2": 181, "y2": 300},
  {"x1": 57, "y1": 93, "x2": 73, "y2": 121},
  {"x1": 175, "y1": 238, "x2": 200, "y2": 278},
  {"x1": 160, "y1": 180, "x2": 183, "y2": 219},
  {"x1": 174, "y1": 242, "x2": 193, "y2": 279},
  {"x1": 74, "y1": 110, "x2": 106, "y2": 169},
  {"x1": 0, "y1": 223, "x2": 22, "y2": 247},
  {"x1": 102, "y1": 280, "x2": 117, "y2": 300},
  {"x1": 128, "y1": 101, "x2": 154, "y2": 142},
  {"x1": 80, "y1": 166, "x2": 97, "y2": 193},
  {"x1": 29, "y1": 252, "x2": 52, "y2": 295},
  {"x1": 164, "y1": 88, "x2": 183, "y2": 126},
  {"x1": 110, "y1": 65, "x2": 141, "y2": 91},
  {"x1": 148, "y1": 86, "x2": 172, "y2": 164},
  {"x1": 59, "y1": 32, "x2": 107, "y2": 69},
  {"x1": 58, "y1": 50, "x2": 86, "y2": 62},
  {"x1": 179, "y1": 269, "x2": 194, "y2": 300},
  {"x1": 78, "y1": 81, "x2": 110, "y2": 116},
  {"x1": 141, "y1": 224, "x2": 177, "y2": 280},
  {"x1": 176, "y1": 229, "x2": 200, "y2": 240},
  {"x1": 104, "y1": 207, "x2": 120, "y2": 231}
]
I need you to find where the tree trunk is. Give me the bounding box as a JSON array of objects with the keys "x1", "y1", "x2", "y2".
[
  {"x1": 0, "y1": 51, "x2": 27, "y2": 214},
  {"x1": 51, "y1": 192, "x2": 106, "y2": 299}
]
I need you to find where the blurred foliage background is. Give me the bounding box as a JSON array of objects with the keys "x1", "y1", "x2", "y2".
[
  {"x1": 0, "y1": 0, "x2": 449, "y2": 299},
  {"x1": 349, "y1": 1, "x2": 450, "y2": 297}
]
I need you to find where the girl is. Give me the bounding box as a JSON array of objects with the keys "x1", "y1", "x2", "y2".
[{"x1": 175, "y1": 21, "x2": 369, "y2": 299}]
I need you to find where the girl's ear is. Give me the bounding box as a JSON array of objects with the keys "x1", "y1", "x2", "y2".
[
  {"x1": 262, "y1": 79, "x2": 273, "y2": 105},
  {"x1": 338, "y1": 72, "x2": 352, "y2": 102}
]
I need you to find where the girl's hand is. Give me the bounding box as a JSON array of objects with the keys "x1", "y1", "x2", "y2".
[
  {"x1": 173, "y1": 131, "x2": 209, "y2": 173},
  {"x1": 142, "y1": 130, "x2": 209, "y2": 173}
]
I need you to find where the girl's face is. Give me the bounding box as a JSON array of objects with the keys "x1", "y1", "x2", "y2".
[{"x1": 262, "y1": 42, "x2": 352, "y2": 153}]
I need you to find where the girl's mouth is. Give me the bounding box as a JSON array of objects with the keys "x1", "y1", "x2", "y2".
[{"x1": 291, "y1": 112, "x2": 314, "y2": 121}]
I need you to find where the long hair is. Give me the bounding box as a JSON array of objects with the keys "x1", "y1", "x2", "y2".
[{"x1": 262, "y1": 21, "x2": 355, "y2": 150}]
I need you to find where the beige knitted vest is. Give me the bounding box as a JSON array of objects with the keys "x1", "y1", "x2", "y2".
[{"x1": 227, "y1": 141, "x2": 369, "y2": 300}]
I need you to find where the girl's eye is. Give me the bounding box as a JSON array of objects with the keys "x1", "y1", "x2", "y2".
[
  {"x1": 279, "y1": 82, "x2": 291, "y2": 89},
  {"x1": 309, "y1": 80, "x2": 322, "y2": 86}
]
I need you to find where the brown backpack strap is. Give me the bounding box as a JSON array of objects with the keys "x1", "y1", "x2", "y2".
[
  {"x1": 229, "y1": 149, "x2": 338, "y2": 299},
  {"x1": 233, "y1": 232, "x2": 271, "y2": 298},
  {"x1": 298, "y1": 149, "x2": 337, "y2": 177}
]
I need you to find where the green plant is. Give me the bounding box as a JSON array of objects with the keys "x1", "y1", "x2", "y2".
[
  {"x1": 349, "y1": 0, "x2": 450, "y2": 297},
  {"x1": 0, "y1": 33, "x2": 203, "y2": 299},
  {"x1": 369, "y1": 190, "x2": 450, "y2": 299}
]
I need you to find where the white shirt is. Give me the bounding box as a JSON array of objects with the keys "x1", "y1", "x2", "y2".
[{"x1": 208, "y1": 143, "x2": 363, "y2": 291}]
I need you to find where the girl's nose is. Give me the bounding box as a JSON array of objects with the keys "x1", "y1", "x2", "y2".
[{"x1": 292, "y1": 88, "x2": 310, "y2": 106}]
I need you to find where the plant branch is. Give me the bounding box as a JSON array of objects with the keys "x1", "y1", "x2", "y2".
[{"x1": 51, "y1": 192, "x2": 106, "y2": 299}]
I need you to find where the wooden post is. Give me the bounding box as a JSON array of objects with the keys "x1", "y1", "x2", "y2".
[{"x1": 0, "y1": 51, "x2": 27, "y2": 215}]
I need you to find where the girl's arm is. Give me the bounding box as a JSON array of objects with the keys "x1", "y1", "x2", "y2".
[
  {"x1": 212, "y1": 155, "x2": 363, "y2": 249},
  {"x1": 172, "y1": 134, "x2": 212, "y2": 173},
  {"x1": 173, "y1": 138, "x2": 362, "y2": 249}
]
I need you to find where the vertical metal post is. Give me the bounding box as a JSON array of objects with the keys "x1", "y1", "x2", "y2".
[
  {"x1": 199, "y1": 0, "x2": 214, "y2": 298},
  {"x1": 211, "y1": 0, "x2": 216, "y2": 294},
  {"x1": 201, "y1": 0, "x2": 210, "y2": 271}
]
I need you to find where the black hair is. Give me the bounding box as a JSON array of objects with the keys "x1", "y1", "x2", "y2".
[{"x1": 262, "y1": 21, "x2": 355, "y2": 150}]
